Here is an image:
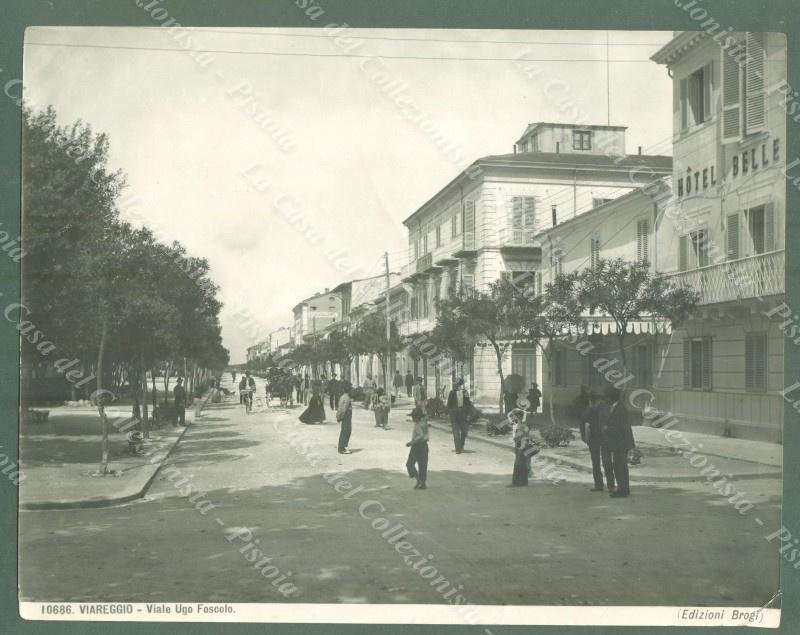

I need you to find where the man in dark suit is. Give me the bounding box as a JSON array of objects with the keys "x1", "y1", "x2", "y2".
[
  {"x1": 581, "y1": 392, "x2": 615, "y2": 492},
  {"x1": 173, "y1": 377, "x2": 187, "y2": 427},
  {"x1": 446, "y1": 378, "x2": 472, "y2": 454},
  {"x1": 328, "y1": 374, "x2": 340, "y2": 409},
  {"x1": 599, "y1": 387, "x2": 634, "y2": 498}
]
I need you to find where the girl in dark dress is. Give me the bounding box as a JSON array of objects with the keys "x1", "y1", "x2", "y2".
[
  {"x1": 299, "y1": 386, "x2": 326, "y2": 424},
  {"x1": 511, "y1": 411, "x2": 537, "y2": 486}
]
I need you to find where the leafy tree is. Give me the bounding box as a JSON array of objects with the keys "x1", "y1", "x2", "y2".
[
  {"x1": 354, "y1": 312, "x2": 403, "y2": 388},
  {"x1": 515, "y1": 272, "x2": 585, "y2": 424},
  {"x1": 577, "y1": 258, "x2": 700, "y2": 374},
  {"x1": 435, "y1": 278, "x2": 524, "y2": 414}
]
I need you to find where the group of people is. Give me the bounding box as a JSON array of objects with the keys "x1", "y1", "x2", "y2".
[
  {"x1": 579, "y1": 386, "x2": 634, "y2": 498},
  {"x1": 233, "y1": 366, "x2": 634, "y2": 497}
]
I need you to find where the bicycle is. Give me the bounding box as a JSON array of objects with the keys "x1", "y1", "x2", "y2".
[{"x1": 242, "y1": 388, "x2": 254, "y2": 415}]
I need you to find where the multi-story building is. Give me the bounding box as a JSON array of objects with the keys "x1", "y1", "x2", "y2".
[
  {"x1": 398, "y1": 122, "x2": 672, "y2": 404},
  {"x1": 647, "y1": 31, "x2": 786, "y2": 441},
  {"x1": 292, "y1": 289, "x2": 343, "y2": 345}
]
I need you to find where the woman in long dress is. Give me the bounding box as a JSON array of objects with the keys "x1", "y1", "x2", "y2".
[
  {"x1": 511, "y1": 411, "x2": 536, "y2": 486},
  {"x1": 299, "y1": 384, "x2": 326, "y2": 424}
]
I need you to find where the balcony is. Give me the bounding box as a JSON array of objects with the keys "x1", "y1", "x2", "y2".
[
  {"x1": 452, "y1": 230, "x2": 477, "y2": 258},
  {"x1": 415, "y1": 252, "x2": 442, "y2": 275},
  {"x1": 399, "y1": 316, "x2": 436, "y2": 338},
  {"x1": 664, "y1": 249, "x2": 784, "y2": 305}
]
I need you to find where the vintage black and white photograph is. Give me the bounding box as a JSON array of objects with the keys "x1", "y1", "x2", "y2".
[{"x1": 16, "y1": 19, "x2": 786, "y2": 627}]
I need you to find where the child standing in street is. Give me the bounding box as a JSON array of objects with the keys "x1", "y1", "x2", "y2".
[{"x1": 406, "y1": 406, "x2": 429, "y2": 490}]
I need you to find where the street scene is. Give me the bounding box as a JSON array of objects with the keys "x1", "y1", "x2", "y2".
[
  {"x1": 20, "y1": 375, "x2": 781, "y2": 607},
  {"x1": 17, "y1": 22, "x2": 787, "y2": 626}
]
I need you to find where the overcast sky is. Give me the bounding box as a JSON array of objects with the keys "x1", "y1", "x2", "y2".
[{"x1": 23, "y1": 27, "x2": 673, "y2": 363}]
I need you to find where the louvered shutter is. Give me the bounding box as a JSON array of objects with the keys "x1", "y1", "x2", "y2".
[
  {"x1": 745, "y1": 32, "x2": 766, "y2": 133},
  {"x1": 679, "y1": 235, "x2": 689, "y2": 271},
  {"x1": 702, "y1": 337, "x2": 712, "y2": 390},
  {"x1": 679, "y1": 77, "x2": 689, "y2": 131},
  {"x1": 764, "y1": 203, "x2": 775, "y2": 252},
  {"x1": 722, "y1": 43, "x2": 743, "y2": 142},
  {"x1": 637, "y1": 219, "x2": 649, "y2": 263},
  {"x1": 463, "y1": 200, "x2": 475, "y2": 250},
  {"x1": 727, "y1": 213, "x2": 740, "y2": 260},
  {"x1": 703, "y1": 62, "x2": 713, "y2": 121},
  {"x1": 683, "y1": 340, "x2": 691, "y2": 388},
  {"x1": 755, "y1": 334, "x2": 766, "y2": 391},
  {"x1": 510, "y1": 196, "x2": 524, "y2": 243},
  {"x1": 523, "y1": 196, "x2": 536, "y2": 243}
]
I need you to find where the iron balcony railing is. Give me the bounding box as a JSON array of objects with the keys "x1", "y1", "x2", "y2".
[
  {"x1": 664, "y1": 249, "x2": 784, "y2": 305},
  {"x1": 416, "y1": 252, "x2": 433, "y2": 274}
]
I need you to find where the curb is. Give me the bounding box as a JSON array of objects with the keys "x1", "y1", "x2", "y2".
[
  {"x1": 425, "y1": 420, "x2": 783, "y2": 483},
  {"x1": 20, "y1": 419, "x2": 193, "y2": 511}
]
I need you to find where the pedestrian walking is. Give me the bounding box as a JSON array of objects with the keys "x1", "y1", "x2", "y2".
[
  {"x1": 599, "y1": 387, "x2": 634, "y2": 498},
  {"x1": 404, "y1": 371, "x2": 414, "y2": 397},
  {"x1": 405, "y1": 406, "x2": 429, "y2": 489},
  {"x1": 372, "y1": 387, "x2": 390, "y2": 429},
  {"x1": 581, "y1": 392, "x2": 615, "y2": 492},
  {"x1": 511, "y1": 410, "x2": 538, "y2": 486},
  {"x1": 446, "y1": 378, "x2": 472, "y2": 454},
  {"x1": 527, "y1": 382, "x2": 542, "y2": 415},
  {"x1": 238, "y1": 375, "x2": 247, "y2": 405},
  {"x1": 299, "y1": 382, "x2": 326, "y2": 424},
  {"x1": 173, "y1": 377, "x2": 187, "y2": 426},
  {"x1": 295, "y1": 374, "x2": 303, "y2": 404},
  {"x1": 412, "y1": 376, "x2": 427, "y2": 411},
  {"x1": 336, "y1": 384, "x2": 353, "y2": 454},
  {"x1": 393, "y1": 370, "x2": 403, "y2": 397},
  {"x1": 328, "y1": 374, "x2": 340, "y2": 410},
  {"x1": 303, "y1": 373, "x2": 310, "y2": 405}
]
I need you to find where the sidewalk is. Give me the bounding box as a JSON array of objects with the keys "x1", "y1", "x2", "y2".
[
  {"x1": 20, "y1": 391, "x2": 216, "y2": 510},
  {"x1": 421, "y1": 411, "x2": 783, "y2": 482}
]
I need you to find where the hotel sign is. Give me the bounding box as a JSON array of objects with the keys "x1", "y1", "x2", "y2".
[{"x1": 675, "y1": 137, "x2": 781, "y2": 197}]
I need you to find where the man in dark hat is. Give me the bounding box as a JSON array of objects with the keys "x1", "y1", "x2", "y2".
[
  {"x1": 599, "y1": 387, "x2": 634, "y2": 497},
  {"x1": 173, "y1": 377, "x2": 187, "y2": 426}
]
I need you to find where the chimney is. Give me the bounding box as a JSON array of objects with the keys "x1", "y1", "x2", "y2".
[
  {"x1": 638, "y1": 146, "x2": 642, "y2": 155},
  {"x1": 551, "y1": 205, "x2": 558, "y2": 227}
]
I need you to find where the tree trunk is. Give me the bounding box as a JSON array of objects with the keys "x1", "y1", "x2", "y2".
[
  {"x1": 151, "y1": 369, "x2": 157, "y2": 410},
  {"x1": 140, "y1": 354, "x2": 149, "y2": 438},
  {"x1": 163, "y1": 361, "x2": 172, "y2": 405},
  {"x1": 491, "y1": 338, "x2": 506, "y2": 416},
  {"x1": 96, "y1": 316, "x2": 110, "y2": 475},
  {"x1": 617, "y1": 331, "x2": 628, "y2": 377}
]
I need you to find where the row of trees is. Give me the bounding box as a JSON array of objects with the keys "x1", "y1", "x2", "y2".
[
  {"x1": 23, "y1": 106, "x2": 229, "y2": 473},
  {"x1": 430, "y1": 259, "x2": 700, "y2": 422},
  {"x1": 288, "y1": 313, "x2": 402, "y2": 383}
]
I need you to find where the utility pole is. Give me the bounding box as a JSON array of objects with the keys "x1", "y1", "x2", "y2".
[{"x1": 384, "y1": 251, "x2": 391, "y2": 411}]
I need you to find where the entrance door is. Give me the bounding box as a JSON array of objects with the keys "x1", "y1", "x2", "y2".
[{"x1": 511, "y1": 346, "x2": 536, "y2": 388}]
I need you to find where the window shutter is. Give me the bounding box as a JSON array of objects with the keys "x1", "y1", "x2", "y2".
[
  {"x1": 745, "y1": 334, "x2": 754, "y2": 391},
  {"x1": 703, "y1": 62, "x2": 713, "y2": 121},
  {"x1": 679, "y1": 78, "x2": 688, "y2": 131},
  {"x1": 721, "y1": 43, "x2": 743, "y2": 142},
  {"x1": 745, "y1": 32, "x2": 766, "y2": 133},
  {"x1": 764, "y1": 202, "x2": 775, "y2": 252},
  {"x1": 683, "y1": 340, "x2": 691, "y2": 388},
  {"x1": 755, "y1": 334, "x2": 766, "y2": 391},
  {"x1": 726, "y1": 213, "x2": 740, "y2": 260},
  {"x1": 678, "y1": 235, "x2": 688, "y2": 271},
  {"x1": 463, "y1": 200, "x2": 475, "y2": 250},
  {"x1": 702, "y1": 337, "x2": 712, "y2": 390},
  {"x1": 523, "y1": 196, "x2": 536, "y2": 228},
  {"x1": 637, "y1": 219, "x2": 650, "y2": 263}
]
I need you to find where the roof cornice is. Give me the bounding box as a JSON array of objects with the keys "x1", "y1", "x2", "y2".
[{"x1": 651, "y1": 31, "x2": 708, "y2": 65}]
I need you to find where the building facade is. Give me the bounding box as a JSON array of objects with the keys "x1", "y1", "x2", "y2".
[
  {"x1": 397, "y1": 123, "x2": 672, "y2": 405},
  {"x1": 648, "y1": 31, "x2": 786, "y2": 441}
]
